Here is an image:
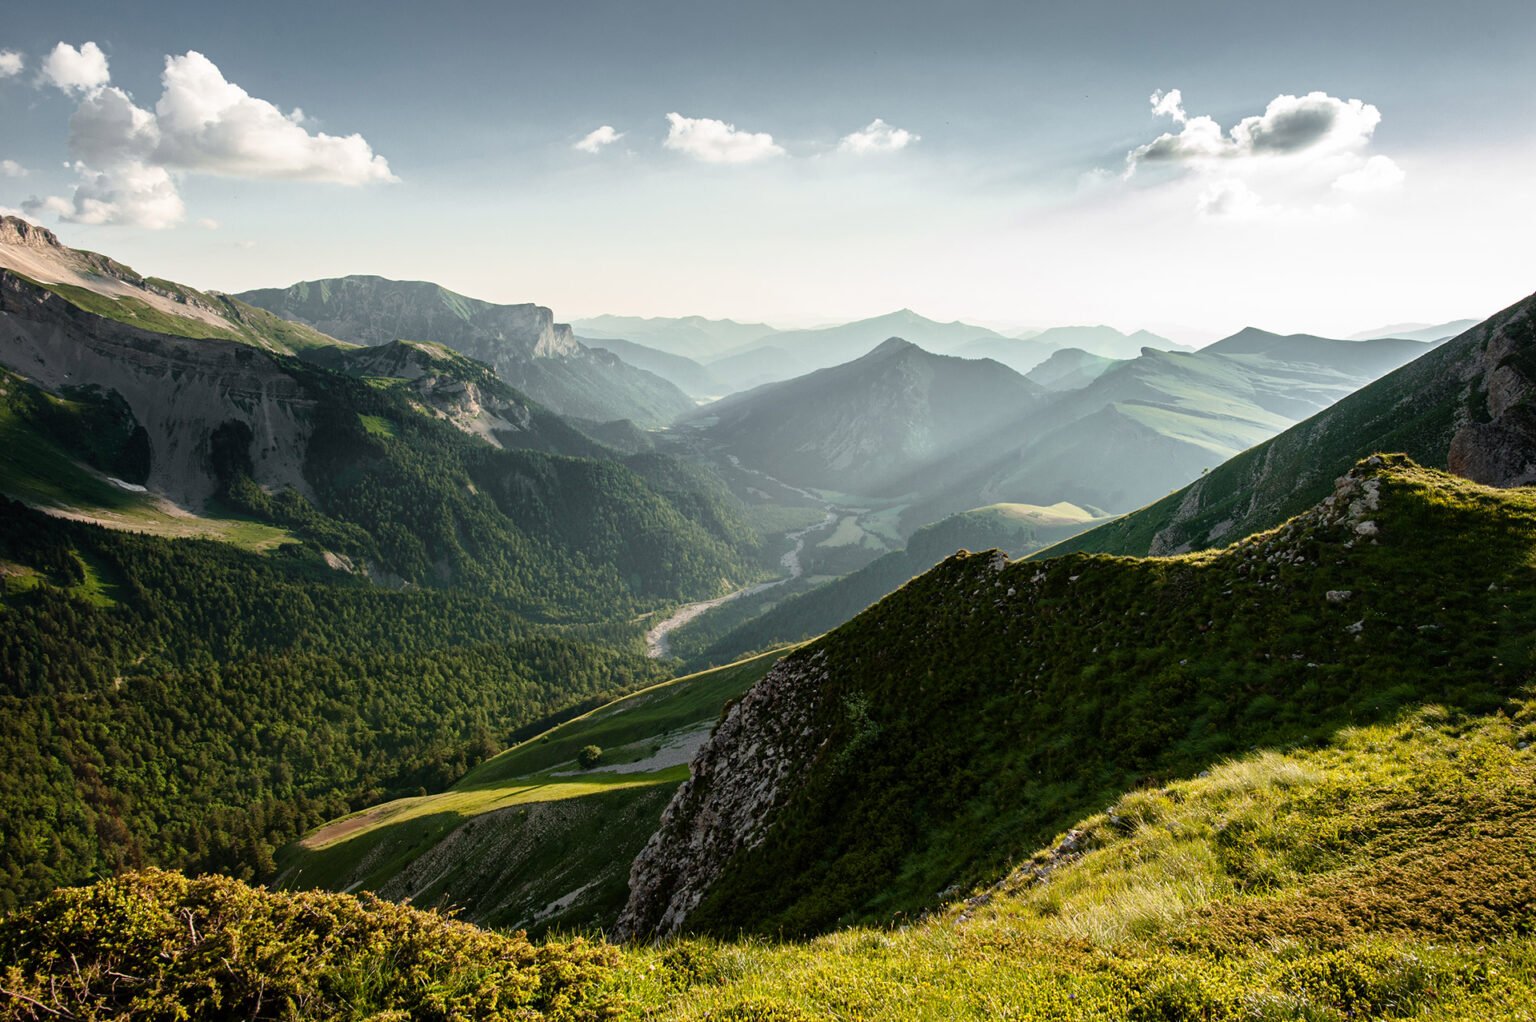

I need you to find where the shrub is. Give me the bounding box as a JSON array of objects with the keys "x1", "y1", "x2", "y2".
[
  {"x1": 0, "y1": 869, "x2": 619, "y2": 1021},
  {"x1": 578, "y1": 744, "x2": 604, "y2": 768}
]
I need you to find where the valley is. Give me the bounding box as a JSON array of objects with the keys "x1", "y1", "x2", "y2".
[{"x1": 2, "y1": 12, "x2": 1534, "y2": 1011}]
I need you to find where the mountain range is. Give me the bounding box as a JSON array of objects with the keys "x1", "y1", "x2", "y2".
[
  {"x1": 679, "y1": 338, "x2": 1043, "y2": 495},
  {"x1": 5, "y1": 213, "x2": 1536, "y2": 1019},
  {"x1": 1049, "y1": 296, "x2": 1536, "y2": 557},
  {"x1": 238, "y1": 276, "x2": 695, "y2": 426}
]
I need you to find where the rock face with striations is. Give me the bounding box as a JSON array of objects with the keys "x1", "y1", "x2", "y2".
[
  {"x1": 0, "y1": 270, "x2": 318, "y2": 504},
  {"x1": 614, "y1": 650, "x2": 832, "y2": 941},
  {"x1": 238, "y1": 276, "x2": 696, "y2": 426}
]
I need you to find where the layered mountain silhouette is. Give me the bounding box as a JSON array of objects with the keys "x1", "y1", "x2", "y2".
[
  {"x1": 239, "y1": 276, "x2": 695, "y2": 426},
  {"x1": 680, "y1": 337, "x2": 1044, "y2": 495}
]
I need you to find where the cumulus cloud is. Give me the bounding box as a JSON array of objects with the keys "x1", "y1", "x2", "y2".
[
  {"x1": 574, "y1": 125, "x2": 623, "y2": 153},
  {"x1": 1125, "y1": 88, "x2": 1402, "y2": 219},
  {"x1": 1129, "y1": 89, "x2": 1383, "y2": 171},
  {"x1": 40, "y1": 41, "x2": 110, "y2": 93},
  {"x1": 27, "y1": 162, "x2": 185, "y2": 229},
  {"x1": 1333, "y1": 154, "x2": 1406, "y2": 193},
  {"x1": 0, "y1": 159, "x2": 26, "y2": 178},
  {"x1": 837, "y1": 118, "x2": 919, "y2": 155},
  {"x1": 664, "y1": 112, "x2": 784, "y2": 164},
  {"x1": 0, "y1": 51, "x2": 23, "y2": 78},
  {"x1": 25, "y1": 43, "x2": 396, "y2": 229}
]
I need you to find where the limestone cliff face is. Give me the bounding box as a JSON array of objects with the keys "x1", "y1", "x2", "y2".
[
  {"x1": 0, "y1": 271, "x2": 317, "y2": 504},
  {"x1": 237, "y1": 276, "x2": 695, "y2": 426},
  {"x1": 613, "y1": 650, "x2": 832, "y2": 941},
  {"x1": 332, "y1": 340, "x2": 538, "y2": 447}
]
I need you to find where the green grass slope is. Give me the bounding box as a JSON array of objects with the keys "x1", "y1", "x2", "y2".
[
  {"x1": 277, "y1": 650, "x2": 785, "y2": 935},
  {"x1": 8, "y1": 693, "x2": 1536, "y2": 1019},
  {"x1": 609, "y1": 698, "x2": 1536, "y2": 1020},
  {"x1": 624, "y1": 457, "x2": 1536, "y2": 940},
  {"x1": 1047, "y1": 291, "x2": 1535, "y2": 558}
]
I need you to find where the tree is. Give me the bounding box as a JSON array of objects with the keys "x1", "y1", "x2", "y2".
[{"x1": 577, "y1": 745, "x2": 603, "y2": 769}]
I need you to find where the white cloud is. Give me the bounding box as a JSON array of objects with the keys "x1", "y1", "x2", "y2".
[
  {"x1": 664, "y1": 112, "x2": 784, "y2": 164},
  {"x1": 40, "y1": 41, "x2": 110, "y2": 93},
  {"x1": 151, "y1": 51, "x2": 397, "y2": 183},
  {"x1": 1125, "y1": 88, "x2": 1400, "y2": 219},
  {"x1": 196, "y1": 216, "x2": 220, "y2": 230},
  {"x1": 1149, "y1": 88, "x2": 1187, "y2": 124},
  {"x1": 574, "y1": 125, "x2": 623, "y2": 153},
  {"x1": 0, "y1": 159, "x2": 26, "y2": 178},
  {"x1": 1129, "y1": 89, "x2": 1383, "y2": 171},
  {"x1": 0, "y1": 51, "x2": 23, "y2": 78},
  {"x1": 27, "y1": 160, "x2": 185, "y2": 229},
  {"x1": 837, "y1": 118, "x2": 919, "y2": 155},
  {"x1": 1333, "y1": 154, "x2": 1406, "y2": 193},
  {"x1": 26, "y1": 44, "x2": 396, "y2": 229}
]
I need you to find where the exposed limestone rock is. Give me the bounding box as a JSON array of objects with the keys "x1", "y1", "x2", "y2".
[
  {"x1": 614, "y1": 650, "x2": 831, "y2": 941},
  {"x1": 0, "y1": 271, "x2": 317, "y2": 504}
]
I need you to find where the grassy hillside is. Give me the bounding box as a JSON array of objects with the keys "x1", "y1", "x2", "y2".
[
  {"x1": 626, "y1": 457, "x2": 1536, "y2": 939},
  {"x1": 608, "y1": 699, "x2": 1536, "y2": 1019},
  {"x1": 8, "y1": 693, "x2": 1535, "y2": 1019},
  {"x1": 278, "y1": 650, "x2": 785, "y2": 935}
]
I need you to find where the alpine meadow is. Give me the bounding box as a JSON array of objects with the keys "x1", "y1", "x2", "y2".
[{"x1": 3, "y1": 3, "x2": 1536, "y2": 1020}]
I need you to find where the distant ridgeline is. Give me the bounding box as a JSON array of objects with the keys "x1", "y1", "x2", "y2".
[
  {"x1": 0, "y1": 217, "x2": 772, "y2": 908},
  {"x1": 1050, "y1": 290, "x2": 1536, "y2": 558}
]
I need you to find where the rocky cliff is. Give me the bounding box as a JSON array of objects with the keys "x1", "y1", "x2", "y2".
[
  {"x1": 0, "y1": 270, "x2": 318, "y2": 504},
  {"x1": 614, "y1": 650, "x2": 832, "y2": 940},
  {"x1": 239, "y1": 276, "x2": 695, "y2": 426}
]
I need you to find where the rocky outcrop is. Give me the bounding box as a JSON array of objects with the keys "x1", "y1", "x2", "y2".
[
  {"x1": 0, "y1": 271, "x2": 317, "y2": 504},
  {"x1": 1446, "y1": 315, "x2": 1536, "y2": 487},
  {"x1": 613, "y1": 650, "x2": 832, "y2": 941},
  {"x1": 332, "y1": 340, "x2": 537, "y2": 447}
]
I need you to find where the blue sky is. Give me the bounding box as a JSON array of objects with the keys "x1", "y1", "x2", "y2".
[{"x1": 2, "y1": 0, "x2": 1534, "y2": 339}]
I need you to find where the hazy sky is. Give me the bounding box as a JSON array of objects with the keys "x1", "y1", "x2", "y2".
[{"x1": 2, "y1": 0, "x2": 1534, "y2": 340}]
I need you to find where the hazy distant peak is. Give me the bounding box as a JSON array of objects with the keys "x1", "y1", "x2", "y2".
[{"x1": 867, "y1": 335, "x2": 920, "y2": 356}]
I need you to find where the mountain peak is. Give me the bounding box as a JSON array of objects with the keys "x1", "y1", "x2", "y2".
[
  {"x1": 0, "y1": 215, "x2": 63, "y2": 252},
  {"x1": 868, "y1": 335, "x2": 920, "y2": 357}
]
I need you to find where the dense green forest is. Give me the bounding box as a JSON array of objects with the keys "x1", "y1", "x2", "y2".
[
  {"x1": 219, "y1": 360, "x2": 765, "y2": 620},
  {"x1": 0, "y1": 501, "x2": 675, "y2": 910}
]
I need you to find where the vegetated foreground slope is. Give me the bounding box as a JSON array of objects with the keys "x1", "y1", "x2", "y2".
[
  {"x1": 619, "y1": 457, "x2": 1536, "y2": 939},
  {"x1": 8, "y1": 661, "x2": 1536, "y2": 1019},
  {"x1": 0, "y1": 499, "x2": 672, "y2": 910},
  {"x1": 239, "y1": 275, "x2": 696, "y2": 426},
  {"x1": 276, "y1": 650, "x2": 784, "y2": 937},
  {"x1": 1051, "y1": 289, "x2": 1536, "y2": 557}
]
